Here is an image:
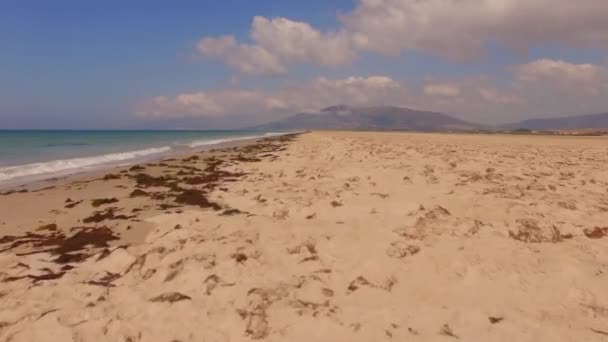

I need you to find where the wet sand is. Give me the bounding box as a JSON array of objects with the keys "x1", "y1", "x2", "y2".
[{"x1": 1, "y1": 131, "x2": 608, "y2": 341}]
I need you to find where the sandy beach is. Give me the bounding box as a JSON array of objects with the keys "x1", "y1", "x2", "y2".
[{"x1": 1, "y1": 131, "x2": 608, "y2": 341}]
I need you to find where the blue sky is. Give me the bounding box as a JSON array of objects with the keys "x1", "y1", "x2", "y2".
[{"x1": 1, "y1": 0, "x2": 607, "y2": 128}]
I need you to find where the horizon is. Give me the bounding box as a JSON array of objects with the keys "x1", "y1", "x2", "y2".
[{"x1": 2, "y1": 1, "x2": 608, "y2": 129}]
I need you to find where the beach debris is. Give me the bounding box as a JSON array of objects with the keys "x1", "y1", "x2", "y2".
[
  {"x1": 0, "y1": 226, "x2": 119, "y2": 277},
  {"x1": 321, "y1": 288, "x2": 334, "y2": 297},
  {"x1": 149, "y1": 292, "x2": 192, "y2": 303},
  {"x1": 3, "y1": 269, "x2": 66, "y2": 283},
  {"x1": 129, "y1": 165, "x2": 145, "y2": 171},
  {"x1": 509, "y1": 219, "x2": 573, "y2": 243},
  {"x1": 203, "y1": 274, "x2": 235, "y2": 295},
  {"x1": 83, "y1": 208, "x2": 133, "y2": 223},
  {"x1": 174, "y1": 189, "x2": 221, "y2": 210},
  {"x1": 386, "y1": 242, "x2": 420, "y2": 258},
  {"x1": 131, "y1": 173, "x2": 176, "y2": 188},
  {"x1": 0, "y1": 189, "x2": 28, "y2": 196},
  {"x1": 347, "y1": 276, "x2": 373, "y2": 293},
  {"x1": 183, "y1": 155, "x2": 199, "y2": 162},
  {"x1": 439, "y1": 324, "x2": 458, "y2": 338},
  {"x1": 85, "y1": 272, "x2": 121, "y2": 287},
  {"x1": 102, "y1": 173, "x2": 121, "y2": 180},
  {"x1": 287, "y1": 241, "x2": 317, "y2": 255},
  {"x1": 330, "y1": 200, "x2": 343, "y2": 207},
  {"x1": 584, "y1": 227, "x2": 608, "y2": 239},
  {"x1": 65, "y1": 200, "x2": 84, "y2": 209},
  {"x1": 36, "y1": 223, "x2": 58, "y2": 232},
  {"x1": 238, "y1": 285, "x2": 294, "y2": 340},
  {"x1": 488, "y1": 316, "x2": 504, "y2": 324},
  {"x1": 164, "y1": 259, "x2": 186, "y2": 282},
  {"x1": 232, "y1": 252, "x2": 248, "y2": 264},
  {"x1": 590, "y1": 328, "x2": 608, "y2": 336},
  {"x1": 221, "y1": 208, "x2": 246, "y2": 216},
  {"x1": 233, "y1": 155, "x2": 262, "y2": 163},
  {"x1": 91, "y1": 198, "x2": 119, "y2": 207},
  {"x1": 129, "y1": 189, "x2": 148, "y2": 197}
]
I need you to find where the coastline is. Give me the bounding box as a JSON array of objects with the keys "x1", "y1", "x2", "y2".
[
  {"x1": 1, "y1": 131, "x2": 608, "y2": 341},
  {"x1": 0, "y1": 132, "x2": 301, "y2": 192}
]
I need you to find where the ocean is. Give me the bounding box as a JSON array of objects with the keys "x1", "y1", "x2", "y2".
[{"x1": 0, "y1": 130, "x2": 285, "y2": 187}]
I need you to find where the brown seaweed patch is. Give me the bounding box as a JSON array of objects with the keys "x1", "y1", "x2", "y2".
[
  {"x1": 84, "y1": 272, "x2": 120, "y2": 288},
  {"x1": 221, "y1": 208, "x2": 247, "y2": 216},
  {"x1": 488, "y1": 316, "x2": 504, "y2": 324},
  {"x1": 91, "y1": 198, "x2": 119, "y2": 207},
  {"x1": 0, "y1": 227, "x2": 119, "y2": 267},
  {"x1": 183, "y1": 155, "x2": 199, "y2": 162},
  {"x1": 149, "y1": 292, "x2": 192, "y2": 303},
  {"x1": 3, "y1": 270, "x2": 66, "y2": 283},
  {"x1": 36, "y1": 224, "x2": 58, "y2": 232},
  {"x1": 232, "y1": 253, "x2": 248, "y2": 264},
  {"x1": 83, "y1": 208, "x2": 134, "y2": 223},
  {"x1": 129, "y1": 189, "x2": 148, "y2": 198},
  {"x1": 584, "y1": 227, "x2": 608, "y2": 239},
  {"x1": 509, "y1": 219, "x2": 572, "y2": 243},
  {"x1": 158, "y1": 203, "x2": 182, "y2": 210},
  {"x1": 330, "y1": 200, "x2": 343, "y2": 207},
  {"x1": 439, "y1": 324, "x2": 458, "y2": 338},
  {"x1": 233, "y1": 155, "x2": 262, "y2": 162},
  {"x1": 0, "y1": 189, "x2": 28, "y2": 196},
  {"x1": 347, "y1": 276, "x2": 373, "y2": 293},
  {"x1": 131, "y1": 173, "x2": 178, "y2": 189},
  {"x1": 102, "y1": 173, "x2": 121, "y2": 180},
  {"x1": 386, "y1": 242, "x2": 420, "y2": 258},
  {"x1": 176, "y1": 170, "x2": 195, "y2": 176},
  {"x1": 66, "y1": 199, "x2": 85, "y2": 209},
  {"x1": 174, "y1": 189, "x2": 221, "y2": 210}
]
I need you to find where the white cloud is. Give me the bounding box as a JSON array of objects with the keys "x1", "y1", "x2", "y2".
[
  {"x1": 138, "y1": 90, "x2": 289, "y2": 119},
  {"x1": 197, "y1": 35, "x2": 285, "y2": 76},
  {"x1": 197, "y1": 0, "x2": 608, "y2": 74},
  {"x1": 250, "y1": 16, "x2": 355, "y2": 67},
  {"x1": 515, "y1": 59, "x2": 608, "y2": 96},
  {"x1": 478, "y1": 87, "x2": 519, "y2": 104},
  {"x1": 344, "y1": 0, "x2": 608, "y2": 60},
  {"x1": 137, "y1": 76, "x2": 410, "y2": 118},
  {"x1": 197, "y1": 17, "x2": 355, "y2": 75},
  {"x1": 509, "y1": 59, "x2": 608, "y2": 116},
  {"x1": 138, "y1": 59, "x2": 608, "y2": 124},
  {"x1": 424, "y1": 83, "x2": 460, "y2": 97}
]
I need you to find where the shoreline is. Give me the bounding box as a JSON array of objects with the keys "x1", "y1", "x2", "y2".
[
  {"x1": 0, "y1": 132, "x2": 303, "y2": 192},
  {"x1": 0, "y1": 132, "x2": 302, "y2": 247}
]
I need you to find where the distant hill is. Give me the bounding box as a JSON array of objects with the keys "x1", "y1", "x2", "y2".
[
  {"x1": 251, "y1": 105, "x2": 483, "y2": 132},
  {"x1": 503, "y1": 112, "x2": 608, "y2": 130}
]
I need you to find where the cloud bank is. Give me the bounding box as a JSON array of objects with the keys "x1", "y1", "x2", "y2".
[
  {"x1": 197, "y1": 0, "x2": 608, "y2": 75},
  {"x1": 197, "y1": 16, "x2": 354, "y2": 75},
  {"x1": 138, "y1": 59, "x2": 608, "y2": 124}
]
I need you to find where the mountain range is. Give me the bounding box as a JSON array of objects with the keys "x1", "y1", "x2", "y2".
[
  {"x1": 501, "y1": 112, "x2": 608, "y2": 131},
  {"x1": 252, "y1": 105, "x2": 482, "y2": 131},
  {"x1": 250, "y1": 105, "x2": 608, "y2": 132}
]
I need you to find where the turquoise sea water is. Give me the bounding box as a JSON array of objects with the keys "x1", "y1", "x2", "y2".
[{"x1": 0, "y1": 130, "x2": 283, "y2": 186}]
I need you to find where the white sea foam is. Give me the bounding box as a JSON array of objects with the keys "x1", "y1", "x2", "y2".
[
  {"x1": 0, "y1": 131, "x2": 294, "y2": 186},
  {"x1": 0, "y1": 146, "x2": 171, "y2": 183},
  {"x1": 186, "y1": 132, "x2": 287, "y2": 148}
]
